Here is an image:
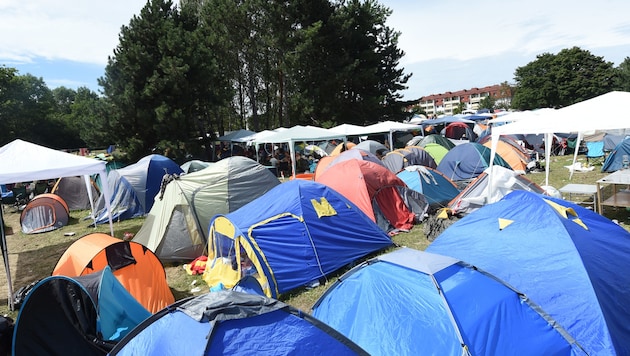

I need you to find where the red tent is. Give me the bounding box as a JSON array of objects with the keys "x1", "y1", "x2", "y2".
[{"x1": 315, "y1": 159, "x2": 428, "y2": 232}]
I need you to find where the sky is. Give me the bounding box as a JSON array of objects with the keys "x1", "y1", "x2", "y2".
[{"x1": 2, "y1": 0, "x2": 630, "y2": 101}]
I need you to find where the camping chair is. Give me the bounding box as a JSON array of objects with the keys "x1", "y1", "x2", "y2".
[{"x1": 586, "y1": 141, "x2": 605, "y2": 166}]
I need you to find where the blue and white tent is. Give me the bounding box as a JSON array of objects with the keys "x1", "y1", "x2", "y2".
[
  {"x1": 205, "y1": 180, "x2": 393, "y2": 298},
  {"x1": 602, "y1": 137, "x2": 630, "y2": 172},
  {"x1": 312, "y1": 248, "x2": 581, "y2": 355},
  {"x1": 92, "y1": 154, "x2": 183, "y2": 224},
  {"x1": 396, "y1": 165, "x2": 460, "y2": 210},
  {"x1": 110, "y1": 290, "x2": 368, "y2": 355},
  {"x1": 428, "y1": 190, "x2": 630, "y2": 355}
]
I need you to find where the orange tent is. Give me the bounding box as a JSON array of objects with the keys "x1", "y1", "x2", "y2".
[
  {"x1": 20, "y1": 193, "x2": 69, "y2": 234},
  {"x1": 482, "y1": 140, "x2": 530, "y2": 172},
  {"x1": 53, "y1": 233, "x2": 174, "y2": 313},
  {"x1": 329, "y1": 142, "x2": 356, "y2": 156}
]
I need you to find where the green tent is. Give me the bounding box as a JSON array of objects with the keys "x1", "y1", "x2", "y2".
[{"x1": 133, "y1": 156, "x2": 280, "y2": 262}]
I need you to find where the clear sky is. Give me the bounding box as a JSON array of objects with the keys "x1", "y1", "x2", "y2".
[{"x1": 2, "y1": 0, "x2": 629, "y2": 100}]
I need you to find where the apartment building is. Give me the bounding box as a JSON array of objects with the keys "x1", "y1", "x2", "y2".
[{"x1": 413, "y1": 84, "x2": 507, "y2": 116}]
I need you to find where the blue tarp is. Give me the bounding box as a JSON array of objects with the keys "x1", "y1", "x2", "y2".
[
  {"x1": 428, "y1": 190, "x2": 630, "y2": 355},
  {"x1": 312, "y1": 248, "x2": 579, "y2": 355}
]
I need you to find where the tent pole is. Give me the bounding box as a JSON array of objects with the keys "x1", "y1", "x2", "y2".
[
  {"x1": 569, "y1": 132, "x2": 582, "y2": 180},
  {"x1": 0, "y1": 203, "x2": 14, "y2": 311}
]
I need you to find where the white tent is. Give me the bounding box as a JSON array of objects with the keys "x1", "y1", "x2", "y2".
[
  {"x1": 216, "y1": 129, "x2": 256, "y2": 142},
  {"x1": 490, "y1": 91, "x2": 630, "y2": 186},
  {"x1": 255, "y1": 125, "x2": 346, "y2": 177},
  {"x1": 354, "y1": 121, "x2": 424, "y2": 148},
  {"x1": 328, "y1": 123, "x2": 366, "y2": 136},
  {"x1": 0, "y1": 139, "x2": 115, "y2": 310}
]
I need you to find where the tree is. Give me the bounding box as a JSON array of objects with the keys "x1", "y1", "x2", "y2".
[
  {"x1": 70, "y1": 87, "x2": 112, "y2": 148},
  {"x1": 615, "y1": 57, "x2": 630, "y2": 92},
  {"x1": 494, "y1": 81, "x2": 514, "y2": 110},
  {"x1": 512, "y1": 47, "x2": 617, "y2": 110},
  {"x1": 100, "y1": 0, "x2": 229, "y2": 162},
  {"x1": 479, "y1": 95, "x2": 495, "y2": 112},
  {"x1": 288, "y1": 0, "x2": 410, "y2": 125},
  {"x1": 453, "y1": 101, "x2": 466, "y2": 115}
]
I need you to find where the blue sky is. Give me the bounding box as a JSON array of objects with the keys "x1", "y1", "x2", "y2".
[{"x1": 2, "y1": 0, "x2": 630, "y2": 100}]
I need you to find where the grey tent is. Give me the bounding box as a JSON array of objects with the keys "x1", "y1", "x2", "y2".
[
  {"x1": 51, "y1": 176, "x2": 100, "y2": 211},
  {"x1": 133, "y1": 156, "x2": 280, "y2": 262}
]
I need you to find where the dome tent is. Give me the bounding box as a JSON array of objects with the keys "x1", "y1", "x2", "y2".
[
  {"x1": 205, "y1": 180, "x2": 393, "y2": 298},
  {"x1": 92, "y1": 154, "x2": 183, "y2": 224},
  {"x1": 312, "y1": 248, "x2": 581, "y2": 355},
  {"x1": 20, "y1": 193, "x2": 69, "y2": 234},
  {"x1": 53, "y1": 233, "x2": 174, "y2": 313},
  {"x1": 133, "y1": 156, "x2": 280, "y2": 262},
  {"x1": 110, "y1": 290, "x2": 368, "y2": 355},
  {"x1": 429, "y1": 190, "x2": 630, "y2": 355},
  {"x1": 12, "y1": 266, "x2": 150, "y2": 355}
]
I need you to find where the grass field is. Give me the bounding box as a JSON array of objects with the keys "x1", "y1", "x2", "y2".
[{"x1": 0, "y1": 152, "x2": 627, "y2": 320}]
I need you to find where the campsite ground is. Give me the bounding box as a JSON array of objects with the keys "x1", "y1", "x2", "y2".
[{"x1": 0, "y1": 153, "x2": 628, "y2": 320}]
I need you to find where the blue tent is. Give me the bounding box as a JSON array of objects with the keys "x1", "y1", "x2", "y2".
[
  {"x1": 110, "y1": 290, "x2": 368, "y2": 355},
  {"x1": 428, "y1": 190, "x2": 630, "y2": 355},
  {"x1": 205, "y1": 180, "x2": 393, "y2": 298},
  {"x1": 92, "y1": 154, "x2": 183, "y2": 224},
  {"x1": 13, "y1": 266, "x2": 150, "y2": 355},
  {"x1": 312, "y1": 248, "x2": 581, "y2": 356},
  {"x1": 436, "y1": 142, "x2": 511, "y2": 181},
  {"x1": 602, "y1": 137, "x2": 630, "y2": 172},
  {"x1": 396, "y1": 165, "x2": 460, "y2": 210}
]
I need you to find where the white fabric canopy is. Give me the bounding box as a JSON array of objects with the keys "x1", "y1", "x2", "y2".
[
  {"x1": 255, "y1": 125, "x2": 346, "y2": 177},
  {"x1": 0, "y1": 139, "x2": 115, "y2": 310},
  {"x1": 490, "y1": 91, "x2": 630, "y2": 187},
  {"x1": 355, "y1": 121, "x2": 424, "y2": 147}
]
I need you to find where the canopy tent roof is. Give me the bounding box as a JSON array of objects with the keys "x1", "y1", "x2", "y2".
[
  {"x1": 421, "y1": 116, "x2": 475, "y2": 127},
  {"x1": 255, "y1": 125, "x2": 345, "y2": 143},
  {"x1": 354, "y1": 121, "x2": 423, "y2": 135},
  {"x1": 255, "y1": 125, "x2": 346, "y2": 177},
  {"x1": 0, "y1": 139, "x2": 107, "y2": 183},
  {"x1": 490, "y1": 91, "x2": 630, "y2": 186},
  {"x1": 328, "y1": 123, "x2": 366, "y2": 136},
  {"x1": 215, "y1": 129, "x2": 256, "y2": 142},
  {"x1": 486, "y1": 108, "x2": 556, "y2": 126},
  {"x1": 0, "y1": 139, "x2": 115, "y2": 310}
]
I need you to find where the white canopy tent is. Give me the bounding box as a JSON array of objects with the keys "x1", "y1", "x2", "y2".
[
  {"x1": 0, "y1": 139, "x2": 115, "y2": 310},
  {"x1": 353, "y1": 121, "x2": 424, "y2": 149},
  {"x1": 328, "y1": 123, "x2": 366, "y2": 136},
  {"x1": 255, "y1": 125, "x2": 346, "y2": 177},
  {"x1": 234, "y1": 128, "x2": 288, "y2": 161},
  {"x1": 490, "y1": 91, "x2": 630, "y2": 187}
]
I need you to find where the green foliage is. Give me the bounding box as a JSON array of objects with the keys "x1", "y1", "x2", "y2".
[
  {"x1": 479, "y1": 95, "x2": 495, "y2": 111},
  {"x1": 99, "y1": 0, "x2": 228, "y2": 162},
  {"x1": 512, "y1": 47, "x2": 617, "y2": 110},
  {"x1": 615, "y1": 57, "x2": 630, "y2": 92}
]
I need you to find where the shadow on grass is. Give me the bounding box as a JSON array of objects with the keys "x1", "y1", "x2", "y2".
[{"x1": 0, "y1": 239, "x2": 78, "y2": 312}]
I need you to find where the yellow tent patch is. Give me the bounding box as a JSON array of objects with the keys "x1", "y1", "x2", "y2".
[
  {"x1": 311, "y1": 197, "x2": 337, "y2": 218},
  {"x1": 437, "y1": 208, "x2": 450, "y2": 219},
  {"x1": 498, "y1": 218, "x2": 514, "y2": 230},
  {"x1": 544, "y1": 199, "x2": 588, "y2": 230}
]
